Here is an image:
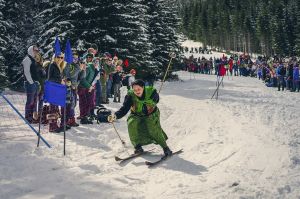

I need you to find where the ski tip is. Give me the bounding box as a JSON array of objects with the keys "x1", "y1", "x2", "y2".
[
  {"x1": 145, "y1": 161, "x2": 153, "y2": 166},
  {"x1": 115, "y1": 156, "x2": 122, "y2": 161}
]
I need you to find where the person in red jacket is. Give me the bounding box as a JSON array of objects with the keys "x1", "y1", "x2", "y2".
[{"x1": 219, "y1": 61, "x2": 226, "y2": 77}]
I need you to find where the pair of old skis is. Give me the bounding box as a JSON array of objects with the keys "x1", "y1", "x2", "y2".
[{"x1": 115, "y1": 149, "x2": 183, "y2": 167}]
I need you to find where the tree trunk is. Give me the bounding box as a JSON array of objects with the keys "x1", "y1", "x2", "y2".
[{"x1": 247, "y1": 33, "x2": 251, "y2": 55}]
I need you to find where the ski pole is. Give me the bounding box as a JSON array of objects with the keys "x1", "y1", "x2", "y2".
[
  {"x1": 37, "y1": 96, "x2": 43, "y2": 147},
  {"x1": 111, "y1": 121, "x2": 126, "y2": 146},
  {"x1": 211, "y1": 75, "x2": 224, "y2": 100},
  {"x1": 111, "y1": 122, "x2": 130, "y2": 155},
  {"x1": 158, "y1": 52, "x2": 176, "y2": 94}
]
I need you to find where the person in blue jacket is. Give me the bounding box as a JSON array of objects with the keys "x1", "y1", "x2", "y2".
[{"x1": 293, "y1": 63, "x2": 299, "y2": 92}]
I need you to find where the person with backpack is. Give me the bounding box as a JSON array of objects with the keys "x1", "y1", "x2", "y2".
[{"x1": 106, "y1": 79, "x2": 173, "y2": 157}]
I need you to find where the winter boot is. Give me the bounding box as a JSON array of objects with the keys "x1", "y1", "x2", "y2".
[
  {"x1": 49, "y1": 122, "x2": 59, "y2": 133},
  {"x1": 134, "y1": 144, "x2": 144, "y2": 154},
  {"x1": 163, "y1": 146, "x2": 173, "y2": 157},
  {"x1": 67, "y1": 117, "x2": 79, "y2": 127},
  {"x1": 54, "y1": 126, "x2": 64, "y2": 133},
  {"x1": 77, "y1": 115, "x2": 83, "y2": 120},
  {"x1": 80, "y1": 116, "x2": 93, "y2": 124},
  {"x1": 55, "y1": 125, "x2": 71, "y2": 133},
  {"x1": 41, "y1": 105, "x2": 49, "y2": 124},
  {"x1": 30, "y1": 119, "x2": 40, "y2": 124},
  {"x1": 89, "y1": 109, "x2": 97, "y2": 121}
]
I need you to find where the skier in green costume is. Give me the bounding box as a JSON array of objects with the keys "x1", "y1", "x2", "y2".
[{"x1": 107, "y1": 79, "x2": 173, "y2": 156}]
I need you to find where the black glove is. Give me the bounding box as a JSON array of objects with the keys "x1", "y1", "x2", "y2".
[
  {"x1": 151, "y1": 91, "x2": 159, "y2": 103},
  {"x1": 142, "y1": 104, "x2": 148, "y2": 115}
]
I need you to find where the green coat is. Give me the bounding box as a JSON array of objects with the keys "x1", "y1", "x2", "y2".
[
  {"x1": 79, "y1": 63, "x2": 95, "y2": 88},
  {"x1": 126, "y1": 87, "x2": 168, "y2": 148},
  {"x1": 100, "y1": 63, "x2": 114, "y2": 85}
]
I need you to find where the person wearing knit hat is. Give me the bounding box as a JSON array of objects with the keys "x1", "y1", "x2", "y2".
[
  {"x1": 106, "y1": 79, "x2": 173, "y2": 156},
  {"x1": 103, "y1": 52, "x2": 112, "y2": 59},
  {"x1": 86, "y1": 53, "x2": 94, "y2": 59},
  {"x1": 127, "y1": 69, "x2": 136, "y2": 90},
  {"x1": 77, "y1": 51, "x2": 96, "y2": 124}
]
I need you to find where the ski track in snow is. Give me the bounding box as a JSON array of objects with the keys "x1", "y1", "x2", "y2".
[{"x1": 1, "y1": 71, "x2": 300, "y2": 199}]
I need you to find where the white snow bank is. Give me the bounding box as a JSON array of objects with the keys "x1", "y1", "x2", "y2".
[{"x1": 1, "y1": 72, "x2": 300, "y2": 198}]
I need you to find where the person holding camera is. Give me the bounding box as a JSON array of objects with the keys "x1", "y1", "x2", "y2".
[{"x1": 78, "y1": 53, "x2": 96, "y2": 124}]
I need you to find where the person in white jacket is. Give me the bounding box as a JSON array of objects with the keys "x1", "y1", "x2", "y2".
[
  {"x1": 127, "y1": 69, "x2": 136, "y2": 90},
  {"x1": 22, "y1": 45, "x2": 40, "y2": 123}
]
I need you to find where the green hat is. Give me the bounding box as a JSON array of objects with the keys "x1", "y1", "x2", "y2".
[{"x1": 86, "y1": 53, "x2": 94, "y2": 58}]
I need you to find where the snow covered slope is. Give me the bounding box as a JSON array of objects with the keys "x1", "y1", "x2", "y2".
[{"x1": 1, "y1": 72, "x2": 300, "y2": 199}]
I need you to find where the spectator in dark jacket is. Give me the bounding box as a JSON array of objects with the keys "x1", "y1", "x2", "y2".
[
  {"x1": 276, "y1": 63, "x2": 285, "y2": 91},
  {"x1": 112, "y1": 64, "x2": 123, "y2": 102},
  {"x1": 59, "y1": 51, "x2": 82, "y2": 129},
  {"x1": 47, "y1": 54, "x2": 65, "y2": 84},
  {"x1": 293, "y1": 64, "x2": 299, "y2": 92},
  {"x1": 47, "y1": 53, "x2": 66, "y2": 132},
  {"x1": 287, "y1": 64, "x2": 293, "y2": 91}
]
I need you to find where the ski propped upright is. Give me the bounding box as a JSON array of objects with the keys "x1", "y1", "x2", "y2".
[
  {"x1": 145, "y1": 149, "x2": 183, "y2": 167},
  {"x1": 115, "y1": 149, "x2": 154, "y2": 163}
]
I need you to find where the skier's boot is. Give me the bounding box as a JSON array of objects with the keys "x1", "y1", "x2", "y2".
[
  {"x1": 134, "y1": 144, "x2": 144, "y2": 154},
  {"x1": 163, "y1": 146, "x2": 173, "y2": 157}
]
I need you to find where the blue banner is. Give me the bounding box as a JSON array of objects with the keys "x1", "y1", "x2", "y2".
[
  {"x1": 44, "y1": 81, "x2": 67, "y2": 107},
  {"x1": 65, "y1": 39, "x2": 73, "y2": 64},
  {"x1": 54, "y1": 36, "x2": 61, "y2": 57}
]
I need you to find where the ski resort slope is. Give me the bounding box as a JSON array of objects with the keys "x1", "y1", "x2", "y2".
[{"x1": 1, "y1": 71, "x2": 300, "y2": 199}]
